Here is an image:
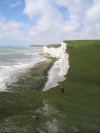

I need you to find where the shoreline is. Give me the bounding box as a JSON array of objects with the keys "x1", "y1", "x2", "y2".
[
  {"x1": 5, "y1": 53, "x2": 56, "y2": 92},
  {"x1": 0, "y1": 42, "x2": 69, "y2": 92},
  {"x1": 0, "y1": 57, "x2": 47, "y2": 92},
  {"x1": 0, "y1": 48, "x2": 47, "y2": 92}
]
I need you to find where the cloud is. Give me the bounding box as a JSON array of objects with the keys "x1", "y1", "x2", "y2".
[
  {"x1": 86, "y1": 0, "x2": 100, "y2": 23},
  {"x1": 4, "y1": 0, "x2": 100, "y2": 45},
  {"x1": 23, "y1": 0, "x2": 85, "y2": 44},
  {"x1": 0, "y1": 17, "x2": 23, "y2": 40},
  {"x1": 24, "y1": 0, "x2": 45, "y2": 19},
  {"x1": 82, "y1": 0, "x2": 100, "y2": 39},
  {"x1": 23, "y1": 0, "x2": 65, "y2": 44},
  {"x1": 9, "y1": 0, "x2": 21, "y2": 8},
  {"x1": 1, "y1": 0, "x2": 100, "y2": 45}
]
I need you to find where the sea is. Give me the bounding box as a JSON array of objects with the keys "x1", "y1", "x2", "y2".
[{"x1": 0, "y1": 46, "x2": 46, "y2": 91}]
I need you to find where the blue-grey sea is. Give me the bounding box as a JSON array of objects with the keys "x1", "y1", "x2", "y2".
[{"x1": 0, "y1": 46, "x2": 46, "y2": 91}]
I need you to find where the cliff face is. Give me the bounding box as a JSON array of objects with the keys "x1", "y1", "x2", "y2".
[
  {"x1": 43, "y1": 42, "x2": 70, "y2": 91},
  {"x1": 43, "y1": 42, "x2": 66, "y2": 58}
]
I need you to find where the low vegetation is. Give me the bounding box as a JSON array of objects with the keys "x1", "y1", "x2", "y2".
[
  {"x1": 0, "y1": 40, "x2": 100, "y2": 133},
  {"x1": 47, "y1": 44, "x2": 60, "y2": 48},
  {"x1": 7, "y1": 54, "x2": 56, "y2": 92}
]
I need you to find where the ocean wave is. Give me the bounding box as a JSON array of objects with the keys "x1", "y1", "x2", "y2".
[
  {"x1": 0, "y1": 57, "x2": 47, "y2": 91},
  {"x1": 0, "y1": 46, "x2": 47, "y2": 92}
]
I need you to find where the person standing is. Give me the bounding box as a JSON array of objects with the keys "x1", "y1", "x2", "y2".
[{"x1": 60, "y1": 87, "x2": 64, "y2": 93}]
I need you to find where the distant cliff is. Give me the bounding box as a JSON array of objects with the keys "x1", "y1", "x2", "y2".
[{"x1": 29, "y1": 45, "x2": 43, "y2": 47}]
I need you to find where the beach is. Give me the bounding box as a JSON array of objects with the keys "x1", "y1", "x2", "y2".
[
  {"x1": 0, "y1": 42, "x2": 69, "y2": 92},
  {"x1": 0, "y1": 46, "x2": 46, "y2": 91},
  {"x1": 0, "y1": 42, "x2": 69, "y2": 91}
]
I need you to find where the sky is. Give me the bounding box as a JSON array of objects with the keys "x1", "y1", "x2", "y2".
[{"x1": 0, "y1": 0, "x2": 100, "y2": 46}]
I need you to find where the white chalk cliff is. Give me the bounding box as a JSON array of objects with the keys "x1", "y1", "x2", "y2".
[{"x1": 43, "y1": 42, "x2": 70, "y2": 91}]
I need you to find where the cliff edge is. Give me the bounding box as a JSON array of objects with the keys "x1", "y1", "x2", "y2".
[{"x1": 43, "y1": 42, "x2": 70, "y2": 91}]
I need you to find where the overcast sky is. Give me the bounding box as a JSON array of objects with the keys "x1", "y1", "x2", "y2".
[{"x1": 0, "y1": 0, "x2": 100, "y2": 46}]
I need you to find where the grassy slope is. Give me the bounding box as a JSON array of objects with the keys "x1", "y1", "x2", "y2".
[
  {"x1": 47, "y1": 44, "x2": 60, "y2": 48},
  {"x1": 44, "y1": 40, "x2": 100, "y2": 133},
  {"x1": 0, "y1": 40, "x2": 100, "y2": 133}
]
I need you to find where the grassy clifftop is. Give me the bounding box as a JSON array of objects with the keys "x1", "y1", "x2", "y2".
[
  {"x1": 65, "y1": 40, "x2": 100, "y2": 85},
  {"x1": 44, "y1": 40, "x2": 100, "y2": 133},
  {"x1": 0, "y1": 40, "x2": 100, "y2": 133}
]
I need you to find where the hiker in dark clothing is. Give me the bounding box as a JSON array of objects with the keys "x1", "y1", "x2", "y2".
[{"x1": 60, "y1": 87, "x2": 64, "y2": 93}]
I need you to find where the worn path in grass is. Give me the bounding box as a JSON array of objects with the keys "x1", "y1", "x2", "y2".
[{"x1": 0, "y1": 40, "x2": 100, "y2": 133}]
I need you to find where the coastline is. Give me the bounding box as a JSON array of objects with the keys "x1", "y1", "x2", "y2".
[
  {"x1": 0, "y1": 46, "x2": 46, "y2": 92},
  {"x1": 0, "y1": 40, "x2": 100, "y2": 133},
  {"x1": 6, "y1": 53, "x2": 56, "y2": 92},
  {"x1": 1, "y1": 42, "x2": 69, "y2": 92}
]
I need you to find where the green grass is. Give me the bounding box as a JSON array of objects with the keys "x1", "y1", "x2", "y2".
[
  {"x1": 0, "y1": 92, "x2": 44, "y2": 133},
  {"x1": 43, "y1": 40, "x2": 100, "y2": 133},
  {"x1": 47, "y1": 44, "x2": 60, "y2": 48},
  {"x1": 0, "y1": 40, "x2": 100, "y2": 133}
]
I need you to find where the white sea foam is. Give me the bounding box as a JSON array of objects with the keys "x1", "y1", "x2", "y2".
[
  {"x1": 0, "y1": 47, "x2": 46, "y2": 91},
  {"x1": 0, "y1": 58, "x2": 46, "y2": 91}
]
